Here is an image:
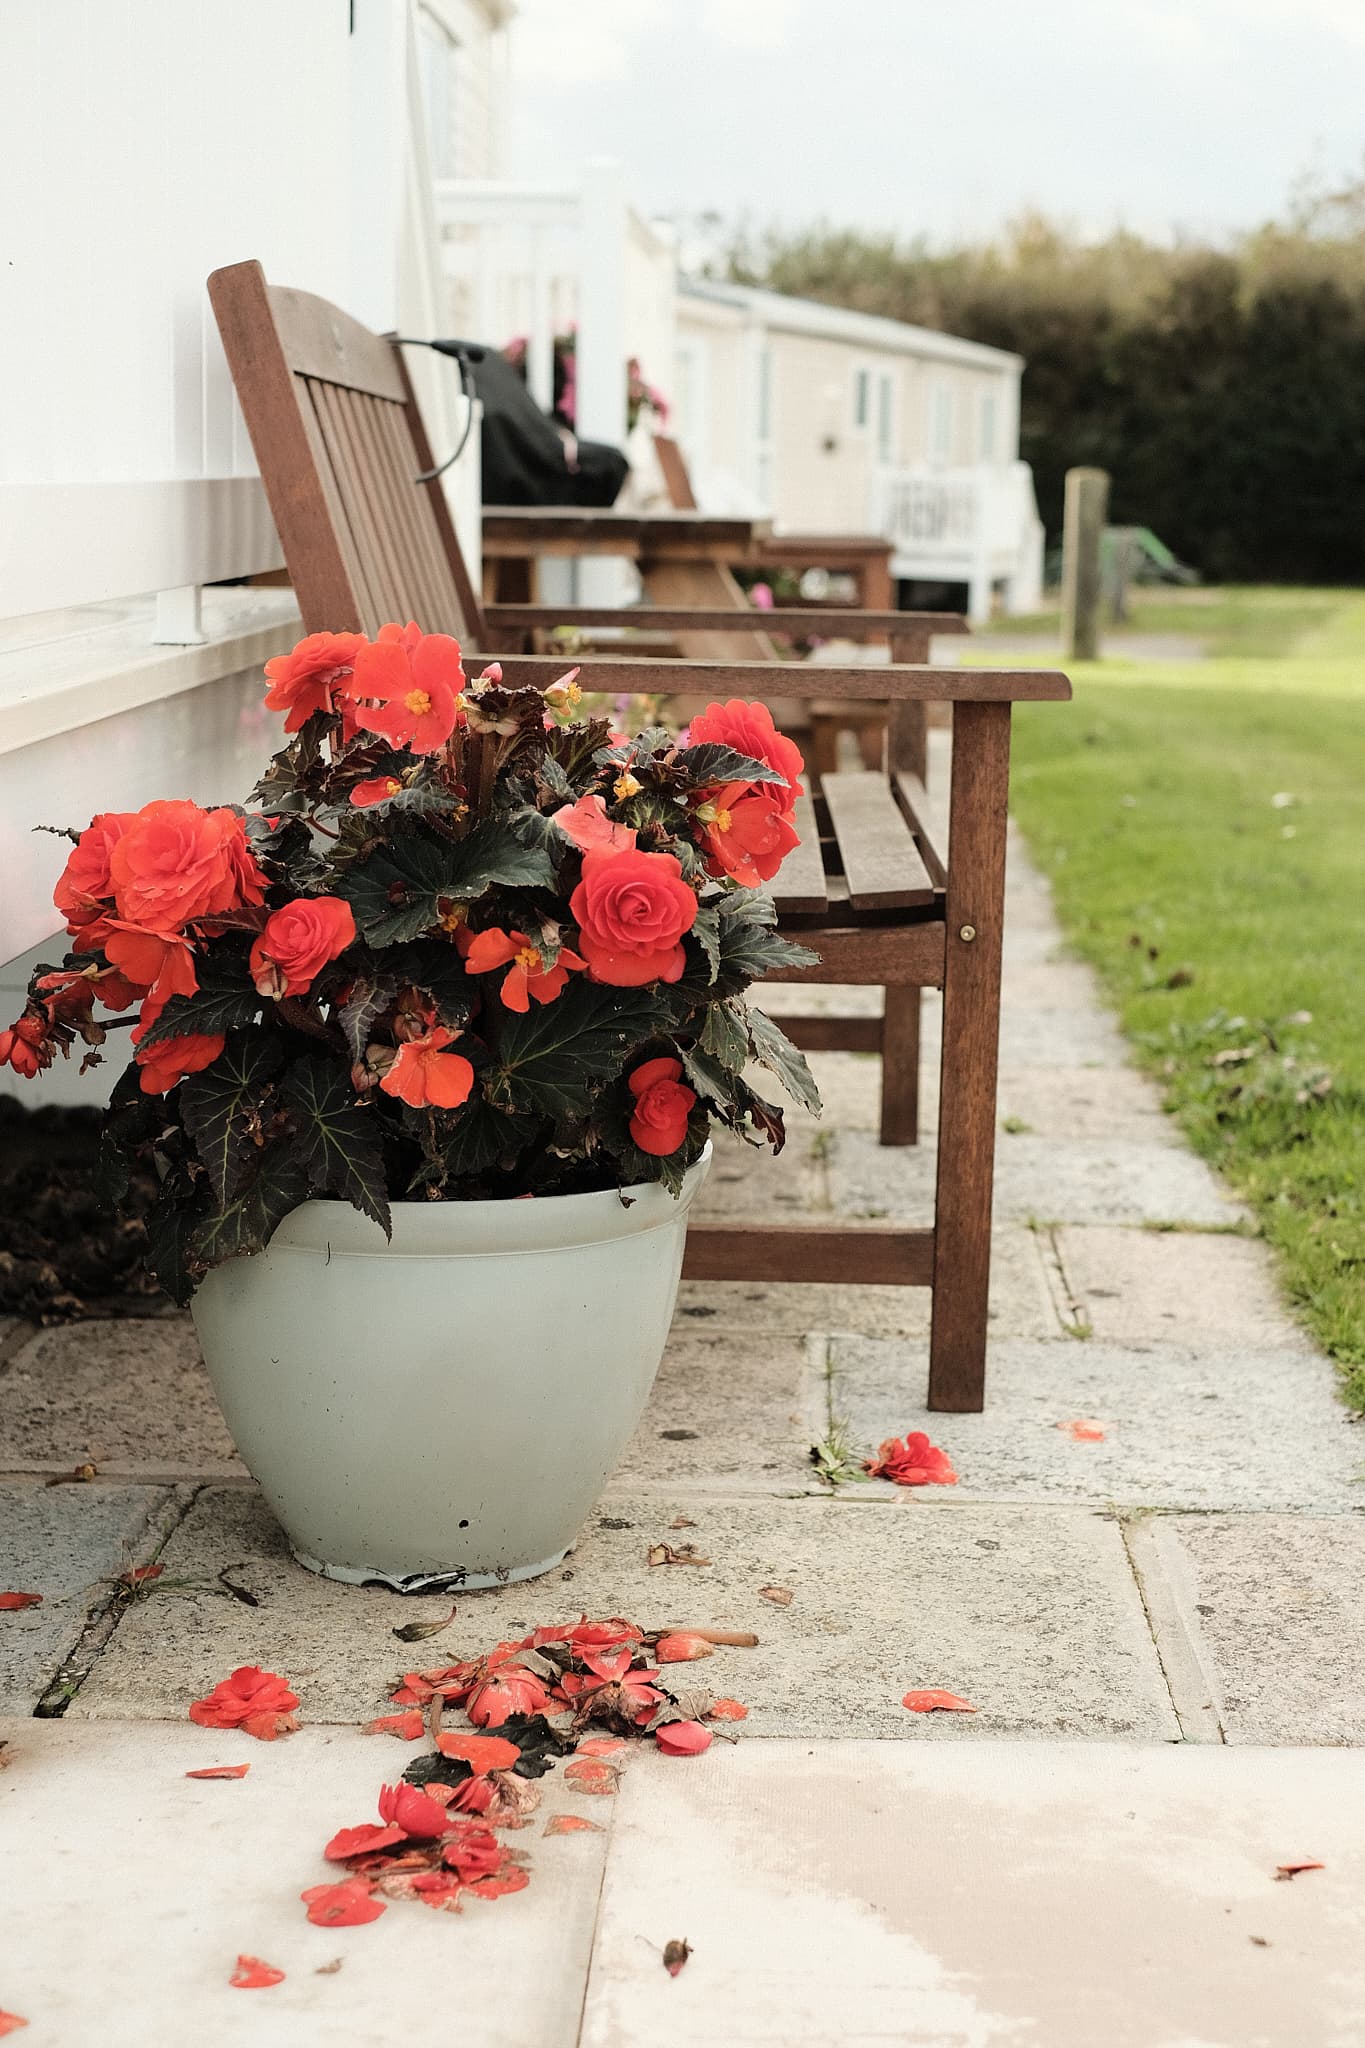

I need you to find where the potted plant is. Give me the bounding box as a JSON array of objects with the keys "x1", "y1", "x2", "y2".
[{"x1": 1, "y1": 625, "x2": 819, "y2": 1590}]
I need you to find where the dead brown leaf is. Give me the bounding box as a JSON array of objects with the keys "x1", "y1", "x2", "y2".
[
  {"x1": 669, "y1": 1515, "x2": 697, "y2": 1530},
  {"x1": 45, "y1": 1462, "x2": 98, "y2": 1487},
  {"x1": 759, "y1": 1585, "x2": 793, "y2": 1606},
  {"x1": 392, "y1": 1601, "x2": 458, "y2": 1644},
  {"x1": 1274, "y1": 1861, "x2": 1324, "y2": 1881},
  {"x1": 315, "y1": 1958, "x2": 344, "y2": 1975},
  {"x1": 647, "y1": 1543, "x2": 711, "y2": 1568}
]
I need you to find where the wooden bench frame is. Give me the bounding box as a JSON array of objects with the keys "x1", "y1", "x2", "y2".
[{"x1": 208, "y1": 259, "x2": 1070, "y2": 1411}]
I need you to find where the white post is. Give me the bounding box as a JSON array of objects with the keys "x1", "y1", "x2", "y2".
[
  {"x1": 526, "y1": 224, "x2": 554, "y2": 413},
  {"x1": 153, "y1": 585, "x2": 205, "y2": 645},
  {"x1": 574, "y1": 157, "x2": 630, "y2": 606}
]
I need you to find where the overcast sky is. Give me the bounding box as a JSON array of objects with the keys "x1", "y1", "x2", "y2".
[{"x1": 508, "y1": 0, "x2": 1365, "y2": 247}]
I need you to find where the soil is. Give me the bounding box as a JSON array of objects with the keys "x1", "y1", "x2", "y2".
[{"x1": 0, "y1": 1098, "x2": 167, "y2": 1323}]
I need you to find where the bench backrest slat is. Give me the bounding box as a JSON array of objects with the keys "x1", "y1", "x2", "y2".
[{"x1": 208, "y1": 259, "x2": 483, "y2": 644}]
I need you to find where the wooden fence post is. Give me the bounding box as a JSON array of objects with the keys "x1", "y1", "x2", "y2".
[{"x1": 1060, "y1": 467, "x2": 1109, "y2": 660}]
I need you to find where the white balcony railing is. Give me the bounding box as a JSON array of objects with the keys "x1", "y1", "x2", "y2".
[{"x1": 871, "y1": 460, "x2": 1044, "y2": 619}]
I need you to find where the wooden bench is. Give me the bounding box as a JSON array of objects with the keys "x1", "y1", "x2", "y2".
[{"x1": 208, "y1": 258, "x2": 1070, "y2": 1411}]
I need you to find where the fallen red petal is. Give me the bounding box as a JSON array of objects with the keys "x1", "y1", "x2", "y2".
[
  {"x1": 0, "y1": 1593, "x2": 42, "y2": 1611},
  {"x1": 654, "y1": 1632, "x2": 716, "y2": 1663},
  {"x1": 121, "y1": 1564, "x2": 165, "y2": 1585},
  {"x1": 185, "y1": 1764, "x2": 251, "y2": 1780},
  {"x1": 654, "y1": 1720, "x2": 712, "y2": 1756},
  {"x1": 708, "y1": 1698, "x2": 748, "y2": 1721},
  {"x1": 564, "y1": 1757, "x2": 621, "y2": 1794},
  {"x1": 230, "y1": 1955, "x2": 285, "y2": 1989},
  {"x1": 301, "y1": 1880, "x2": 387, "y2": 1926},
  {"x1": 363, "y1": 1710, "x2": 426, "y2": 1740},
  {"x1": 1057, "y1": 1418, "x2": 1107, "y2": 1442},
  {"x1": 544, "y1": 1813, "x2": 604, "y2": 1835},
  {"x1": 902, "y1": 1689, "x2": 978, "y2": 1714},
  {"x1": 1275, "y1": 1860, "x2": 1325, "y2": 1880},
  {"x1": 465, "y1": 1865, "x2": 531, "y2": 1899},
  {"x1": 435, "y1": 1730, "x2": 521, "y2": 1774},
  {"x1": 324, "y1": 1823, "x2": 407, "y2": 1863},
  {"x1": 575, "y1": 1736, "x2": 628, "y2": 1758},
  {"x1": 0, "y1": 2016, "x2": 27, "y2": 2037}
]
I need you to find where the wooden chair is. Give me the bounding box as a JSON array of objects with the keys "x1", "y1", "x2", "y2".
[{"x1": 208, "y1": 259, "x2": 1070, "y2": 1411}]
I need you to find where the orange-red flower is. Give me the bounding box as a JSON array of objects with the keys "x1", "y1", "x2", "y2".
[
  {"x1": 108, "y1": 800, "x2": 266, "y2": 932},
  {"x1": 462, "y1": 926, "x2": 586, "y2": 1012},
  {"x1": 301, "y1": 1879, "x2": 386, "y2": 1927},
  {"x1": 379, "y1": 1024, "x2": 475, "y2": 1110},
  {"x1": 352, "y1": 622, "x2": 464, "y2": 754},
  {"x1": 683, "y1": 699, "x2": 803, "y2": 815},
  {"x1": 103, "y1": 922, "x2": 198, "y2": 1000},
  {"x1": 188, "y1": 1664, "x2": 300, "y2": 1741},
  {"x1": 377, "y1": 1781, "x2": 451, "y2": 1839},
  {"x1": 131, "y1": 992, "x2": 225, "y2": 1097},
  {"x1": 350, "y1": 775, "x2": 404, "y2": 808},
  {"x1": 569, "y1": 848, "x2": 697, "y2": 987},
  {"x1": 0, "y1": 1019, "x2": 51, "y2": 1079},
  {"x1": 551, "y1": 792, "x2": 637, "y2": 854},
  {"x1": 263, "y1": 630, "x2": 366, "y2": 733},
  {"x1": 627, "y1": 1057, "x2": 696, "y2": 1156},
  {"x1": 694, "y1": 781, "x2": 800, "y2": 887},
  {"x1": 865, "y1": 1432, "x2": 958, "y2": 1487},
  {"x1": 53, "y1": 810, "x2": 135, "y2": 938},
  {"x1": 249, "y1": 896, "x2": 355, "y2": 999}
]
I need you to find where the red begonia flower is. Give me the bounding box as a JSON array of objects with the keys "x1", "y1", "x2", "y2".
[
  {"x1": 654, "y1": 1719, "x2": 712, "y2": 1756},
  {"x1": 324, "y1": 1823, "x2": 407, "y2": 1862},
  {"x1": 363, "y1": 1710, "x2": 426, "y2": 1740},
  {"x1": 377, "y1": 1782, "x2": 450, "y2": 1839},
  {"x1": 263, "y1": 630, "x2": 366, "y2": 733},
  {"x1": 350, "y1": 775, "x2": 404, "y2": 808},
  {"x1": 188, "y1": 1665, "x2": 300, "y2": 1740},
  {"x1": 435, "y1": 1731, "x2": 521, "y2": 1775},
  {"x1": 569, "y1": 847, "x2": 697, "y2": 987},
  {"x1": 130, "y1": 989, "x2": 225, "y2": 1096},
  {"x1": 901, "y1": 1689, "x2": 978, "y2": 1714},
  {"x1": 462, "y1": 926, "x2": 586, "y2": 1012},
  {"x1": 865, "y1": 1431, "x2": 958, "y2": 1487},
  {"x1": 683, "y1": 699, "x2": 803, "y2": 816},
  {"x1": 230, "y1": 1955, "x2": 285, "y2": 1989},
  {"x1": 185, "y1": 1764, "x2": 251, "y2": 1779},
  {"x1": 466, "y1": 1665, "x2": 549, "y2": 1726},
  {"x1": 352, "y1": 623, "x2": 464, "y2": 755},
  {"x1": 108, "y1": 800, "x2": 266, "y2": 931},
  {"x1": 249, "y1": 896, "x2": 355, "y2": 999},
  {"x1": 301, "y1": 1880, "x2": 386, "y2": 1927},
  {"x1": 53, "y1": 810, "x2": 135, "y2": 933},
  {"x1": 694, "y1": 781, "x2": 800, "y2": 887},
  {"x1": 0, "y1": 1592, "x2": 43, "y2": 1610},
  {"x1": 551, "y1": 792, "x2": 637, "y2": 855},
  {"x1": 379, "y1": 1025, "x2": 474, "y2": 1110},
  {"x1": 103, "y1": 922, "x2": 198, "y2": 1001},
  {"x1": 628, "y1": 1057, "x2": 696, "y2": 1156},
  {"x1": 0, "y1": 1021, "x2": 49, "y2": 1079}
]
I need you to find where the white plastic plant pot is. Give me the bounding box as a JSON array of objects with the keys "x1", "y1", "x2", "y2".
[{"x1": 191, "y1": 1146, "x2": 711, "y2": 1592}]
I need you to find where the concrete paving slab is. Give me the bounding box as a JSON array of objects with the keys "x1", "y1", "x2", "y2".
[
  {"x1": 828, "y1": 1335, "x2": 1363, "y2": 1511},
  {"x1": 691, "y1": 1127, "x2": 824, "y2": 1221},
  {"x1": 830, "y1": 1131, "x2": 1246, "y2": 1227},
  {"x1": 1000, "y1": 958, "x2": 1109, "y2": 1010},
  {"x1": 616, "y1": 1330, "x2": 823, "y2": 1495},
  {"x1": 995, "y1": 1064, "x2": 1176, "y2": 1143},
  {"x1": 0, "y1": 1478, "x2": 173, "y2": 1711},
  {"x1": 0, "y1": 1716, "x2": 607, "y2": 2048},
  {"x1": 0, "y1": 1317, "x2": 244, "y2": 1476},
  {"x1": 581, "y1": 1740, "x2": 1365, "y2": 2048},
  {"x1": 675, "y1": 1227, "x2": 1058, "y2": 1345},
  {"x1": 76, "y1": 1487, "x2": 1176, "y2": 1740},
  {"x1": 1056, "y1": 1224, "x2": 1311, "y2": 1349},
  {"x1": 1164, "y1": 1515, "x2": 1365, "y2": 1744}
]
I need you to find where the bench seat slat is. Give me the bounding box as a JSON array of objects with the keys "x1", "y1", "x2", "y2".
[
  {"x1": 822, "y1": 770, "x2": 937, "y2": 910},
  {"x1": 770, "y1": 791, "x2": 828, "y2": 914}
]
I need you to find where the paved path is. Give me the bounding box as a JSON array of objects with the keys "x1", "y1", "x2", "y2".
[{"x1": 2, "y1": 766, "x2": 1362, "y2": 2043}]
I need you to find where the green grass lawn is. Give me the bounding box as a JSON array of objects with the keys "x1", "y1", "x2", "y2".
[{"x1": 998, "y1": 587, "x2": 1365, "y2": 1402}]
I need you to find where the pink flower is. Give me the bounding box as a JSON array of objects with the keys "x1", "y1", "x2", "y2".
[{"x1": 551, "y1": 793, "x2": 637, "y2": 855}]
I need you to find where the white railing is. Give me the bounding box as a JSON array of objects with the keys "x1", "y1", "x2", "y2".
[
  {"x1": 871, "y1": 460, "x2": 1045, "y2": 619},
  {"x1": 434, "y1": 160, "x2": 677, "y2": 449}
]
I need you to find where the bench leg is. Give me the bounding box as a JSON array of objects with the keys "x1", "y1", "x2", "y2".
[
  {"x1": 928, "y1": 701, "x2": 1010, "y2": 1412},
  {"x1": 879, "y1": 987, "x2": 920, "y2": 1145}
]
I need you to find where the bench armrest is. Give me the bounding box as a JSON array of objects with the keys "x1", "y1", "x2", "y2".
[{"x1": 488, "y1": 653, "x2": 1071, "y2": 704}]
